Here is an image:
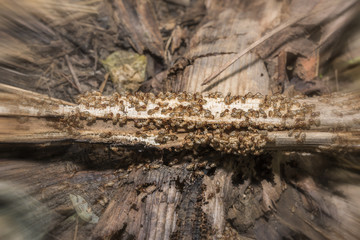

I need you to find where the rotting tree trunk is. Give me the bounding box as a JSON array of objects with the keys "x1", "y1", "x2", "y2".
[
  {"x1": 166, "y1": 0, "x2": 359, "y2": 95},
  {"x1": 1, "y1": 83, "x2": 360, "y2": 153},
  {"x1": 1, "y1": 83, "x2": 360, "y2": 240},
  {"x1": 1, "y1": 1, "x2": 360, "y2": 240}
]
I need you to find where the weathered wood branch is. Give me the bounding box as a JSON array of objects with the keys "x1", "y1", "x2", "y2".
[{"x1": 1, "y1": 83, "x2": 359, "y2": 154}]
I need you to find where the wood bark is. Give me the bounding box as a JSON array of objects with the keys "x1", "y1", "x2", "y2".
[
  {"x1": 1, "y1": 81, "x2": 360, "y2": 239},
  {"x1": 1, "y1": 83, "x2": 359, "y2": 153},
  {"x1": 0, "y1": 0, "x2": 359, "y2": 240}
]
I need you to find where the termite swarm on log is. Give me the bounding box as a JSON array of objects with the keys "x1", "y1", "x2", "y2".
[{"x1": 1, "y1": 83, "x2": 359, "y2": 156}]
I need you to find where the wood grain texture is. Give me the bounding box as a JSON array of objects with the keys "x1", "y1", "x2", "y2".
[
  {"x1": 110, "y1": 0, "x2": 165, "y2": 59},
  {"x1": 172, "y1": 3, "x2": 277, "y2": 95},
  {"x1": 169, "y1": 0, "x2": 359, "y2": 96},
  {"x1": 0, "y1": 1, "x2": 359, "y2": 239},
  {"x1": 1, "y1": 83, "x2": 360, "y2": 154}
]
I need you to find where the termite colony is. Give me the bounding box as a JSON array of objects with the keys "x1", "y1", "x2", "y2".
[
  {"x1": 71, "y1": 91, "x2": 322, "y2": 155},
  {"x1": 55, "y1": 107, "x2": 84, "y2": 135}
]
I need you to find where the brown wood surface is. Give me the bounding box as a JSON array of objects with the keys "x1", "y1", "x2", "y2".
[
  {"x1": 1, "y1": 83, "x2": 359, "y2": 153},
  {"x1": 0, "y1": 0, "x2": 359, "y2": 240}
]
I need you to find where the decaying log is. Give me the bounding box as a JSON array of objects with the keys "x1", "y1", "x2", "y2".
[
  {"x1": 0, "y1": 0, "x2": 359, "y2": 239},
  {"x1": 1, "y1": 83, "x2": 359, "y2": 154},
  {"x1": 168, "y1": 0, "x2": 359, "y2": 95},
  {"x1": 1, "y1": 148, "x2": 359, "y2": 239}
]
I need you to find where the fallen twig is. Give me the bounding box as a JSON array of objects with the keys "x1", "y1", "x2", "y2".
[
  {"x1": 62, "y1": 73, "x2": 81, "y2": 92},
  {"x1": 99, "y1": 72, "x2": 109, "y2": 93},
  {"x1": 65, "y1": 54, "x2": 82, "y2": 93}
]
